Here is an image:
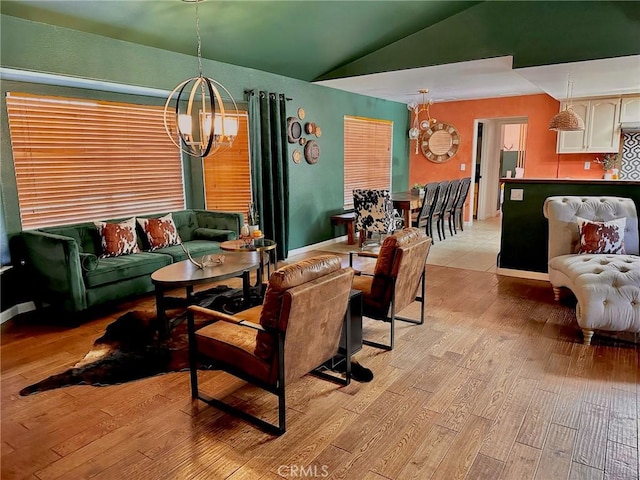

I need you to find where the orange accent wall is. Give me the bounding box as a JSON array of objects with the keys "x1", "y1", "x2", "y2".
[{"x1": 409, "y1": 93, "x2": 605, "y2": 185}]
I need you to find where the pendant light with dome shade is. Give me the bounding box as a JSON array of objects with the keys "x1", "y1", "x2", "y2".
[
  {"x1": 548, "y1": 76, "x2": 585, "y2": 132},
  {"x1": 163, "y1": 0, "x2": 239, "y2": 158}
]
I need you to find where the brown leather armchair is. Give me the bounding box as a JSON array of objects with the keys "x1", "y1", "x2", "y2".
[
  {"x1": 187, "y1": 254, "x2": 355, "y2": 435},
  {"x1": 350, "y1": 228, "x2": 432, "y2": 350}
]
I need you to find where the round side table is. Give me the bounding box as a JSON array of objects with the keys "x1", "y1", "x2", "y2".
[{"x1": 220, "y1": 238, "x2": 277, "y2": 287}]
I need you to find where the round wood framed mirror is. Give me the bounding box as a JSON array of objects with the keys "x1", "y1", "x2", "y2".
[{"x1": 420, "y1": 123, "x2": 460, "y2": 163}]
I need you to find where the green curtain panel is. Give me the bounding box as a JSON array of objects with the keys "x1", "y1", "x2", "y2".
[
  {"x1": 246, "y1": 90, "x2": 289, "y2": 260},
  {"x1": 247, "y1": 91, "x2": 263, "y2": 226}
]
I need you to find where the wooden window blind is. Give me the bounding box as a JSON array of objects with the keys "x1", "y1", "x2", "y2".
[
  {"x1": 203, "y1": 112, "x2": 251, "y2": 220},
  {"x1": 6, "y1": 92, "x2": 185, "y2": 229},
  {"x1": 343, "y1": 116, "x2": 393, "y2": 209}
]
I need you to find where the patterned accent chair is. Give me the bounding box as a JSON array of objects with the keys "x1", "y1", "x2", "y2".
[
  {"x1": 187, "y1": 254, "x2": 355, "y2": 434},
  {"x1": 350, "y1": 228, "x2": 432, "y2": 350},
  {"x1": 353, "y1": 189, "x2": 402, "y2": 249}
]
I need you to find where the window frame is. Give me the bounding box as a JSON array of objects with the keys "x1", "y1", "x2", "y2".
[
  {"x1": 343, "y1": 115, "x2": 393, "y2": 210},
  {"x1": 202, "y1": 110, "x2": 252, "y2": 221},
  {"x1": 6, "y1": 91, "x2": 185, "y2": 229}
]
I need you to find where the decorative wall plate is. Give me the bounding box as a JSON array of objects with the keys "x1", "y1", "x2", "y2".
[
  {"x1": 304, "y1": 140, "x2": 320, "y2": 164},
  {"x1": 299, "y1": 137, "x2": 307, "y2": 146},
  {"x1": 420, "y1": 122, "x2": 460, "y2": 163},
  {"x1": 287, "y1": 117, "x2": 302, "y2": 143},
  {"x1": 292, "y1": 149, "x2": 302, "y2": 164},
  {"x1": 304, "y1": 122, "x2": 316, "y2": 135},
  {"x1": 315, "y1": 126, "x2": 322, "y2": 138},
  {"x1": 297, "y1": 107, "x2": 306, "y2": 120}
]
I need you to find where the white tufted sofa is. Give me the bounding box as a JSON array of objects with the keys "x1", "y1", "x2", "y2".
[{"x1": 543, "y1": 196, "x2": 640, "y2": 344}]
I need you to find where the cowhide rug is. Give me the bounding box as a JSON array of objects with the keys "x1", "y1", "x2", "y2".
[
  {"x1": 19, "y1": 285, "x2": 246, "y2": 396},
  {"x1": 20, "y1": 285, "x2": 373, "y2": 396}
]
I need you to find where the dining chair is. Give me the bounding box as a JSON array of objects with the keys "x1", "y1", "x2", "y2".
[
  {"x1": 186, "y1": 254, "x2": 354, "y2": 435},
  {"x1": 452, "y1": 177, "x2": 472, "y2": 233},
  {"x1": 349, "y1": 228, "x2": 432, "y2": 350},
  {"x1": 411, "y1": 181, "x2": 439, "y2": 238},
  {"x1": 428, "y1": 180, "x2": 450, "y2": 242},
  {"x1": 437, "y1": 178, "x2": 461, "y2": 240},
  {"x1": 353, "y1": 189, "x2": 399, "y2": 249}
]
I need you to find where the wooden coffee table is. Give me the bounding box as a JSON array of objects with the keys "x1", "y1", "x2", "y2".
[
  {"x1": 151, "y1": 252, "x2": 260, "y2": 338},
  {"x1": 220, "y1": 238, "x2": 277, "y2": 287}
]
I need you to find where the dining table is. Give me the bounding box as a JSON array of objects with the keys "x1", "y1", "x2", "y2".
[{"x1": 391, "y1": 191, "x2": 423, "y2": 228}]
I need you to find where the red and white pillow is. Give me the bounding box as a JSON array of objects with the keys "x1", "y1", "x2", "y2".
[
  {"x1": 576, "y1": 216, "x2": 626, "y2": 254},
  {"x1": 94, "y1": 217, "x2": 140, "y2": 258},
  {"x1": 137, "y1": 213, "x2": 182, "y2": 251}
]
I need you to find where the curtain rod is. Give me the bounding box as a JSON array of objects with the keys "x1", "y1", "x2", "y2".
[{"x1": 244, "y1": 89, "x2": 292, "y2": 101}]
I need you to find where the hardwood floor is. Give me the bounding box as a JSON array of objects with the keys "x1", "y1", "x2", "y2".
[{"x1": 2, "y1": 243, "x2": 639, "y2": 479}]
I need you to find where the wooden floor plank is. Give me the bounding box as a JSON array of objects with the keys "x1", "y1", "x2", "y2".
[
  {"x1": 568, "y1": 462, "x2": 604, "y2": 480},
  {"x1": 573, "y1": 402, "x2": 610, "y2": 470},
  {"x1": 499, "y1": 442, "x2": 541, "y2": 480},
  {"x1": 1, "y1": 257, "x2": 638, "y2": 480},
  {"x1": 430, "y1": 414, "x2": 493, "y2": 480},
  {"x1": 479, "y1": 377, "x2": 538, "y2": 462},
  {"x1": 604, "y1": 440, "x2": 639, "y2": 480},
  {"x1": 396, "y1": 424, "x2": 458, "y2": 480},
  {"x1": 534, "y1": 423, "x2": 576, "y2": 480},
  {"x1": 515, "y1": 389, "x2": 558, "y2": 449},
  {"x1": 607, "y1": 387, "x2": 638, "y2": 447},
  {"x1": 369, "y1": 403, "x2": 438, "y2": 479},
  {"x1": 466, "y1": 453, "x2": 505, "y2": 480}
]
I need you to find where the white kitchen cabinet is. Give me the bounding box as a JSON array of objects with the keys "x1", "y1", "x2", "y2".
[
  {"x1": 620, "y1": 96, "x2": 640, "y2": 124},
  {"x1": 556, "y1": 97, "x2": 621, "y2": 153},
  {"x1": 556, "y1": 101, "x2": 589, "y2": 153}
]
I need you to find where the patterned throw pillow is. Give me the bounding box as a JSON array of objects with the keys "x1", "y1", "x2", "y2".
[
  {"x1": 94, "y1": 217, "x2": 141, "y2": 258},
  {"x1": 576, "y1": 216, "x2": 626, "y2": 254},
  {"x1": 137, "y1": 213, "x2": 182, "y2": 251}
]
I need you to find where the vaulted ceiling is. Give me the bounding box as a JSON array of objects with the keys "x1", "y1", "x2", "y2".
[{"x1": 2, "y1": 1, "x2": 639, "y2": 103}]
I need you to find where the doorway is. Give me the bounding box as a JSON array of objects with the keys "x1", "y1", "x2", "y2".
[{"x1": 470, "y1": 117, "x2": 528, "y2": 221}]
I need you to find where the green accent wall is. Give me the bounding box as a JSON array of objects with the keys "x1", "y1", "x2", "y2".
[{"x1": 0, "y1": 15, "x2": 410, "y2": 258}]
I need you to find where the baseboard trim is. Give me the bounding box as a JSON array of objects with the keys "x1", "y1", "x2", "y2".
[
  {"x1": 496, "y1": 268, "x2": 549, "y2": 282},
  {"x1": 1, "y1": 302, "x2": 36, "y2": 324},
  {"x1": 288, "y1": 236, "x2": 350, "y2": 257}
]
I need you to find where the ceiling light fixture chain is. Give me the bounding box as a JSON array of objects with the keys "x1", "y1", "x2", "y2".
[
  {"x1": 548, "y1": 74, "x2": 585, "y2": 132},
  {"x1": 407, "y1": 88, "x2": 437, "y2": 154},
  {"x1": 195, "y1": 2, "x2": 203, "y2": 78},
  {"x1": 163, "y1": 0, "x2": 239, "y2": 158}
]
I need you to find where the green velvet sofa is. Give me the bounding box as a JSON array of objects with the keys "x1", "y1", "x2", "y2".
[{"x1": 20, "y1": 209, "x2": 243, "y2": 314}]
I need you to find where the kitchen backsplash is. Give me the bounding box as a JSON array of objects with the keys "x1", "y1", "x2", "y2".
[{"x1": 621, "y1": 132, "x2": 640, "y2": 180}]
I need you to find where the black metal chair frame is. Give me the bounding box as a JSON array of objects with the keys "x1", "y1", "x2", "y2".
[
  {"x1": 437, "y1": 179, "x2": 460, "y2": 241},
  {"x1": 429, "y1": 180, "x2": 450, "y2": 243},
  {"x1": 187, "y1": 309, "x2": 351, "y2": 436},
  {"x1": 452, "y1": 178, "x2": 471, "y2": 234},
  {"x1": 349, "y1": 251, "x2": 426, "y2": 351},
  {"x1": 413, "y1": 182, "x2": 440, "y2": 239}
]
